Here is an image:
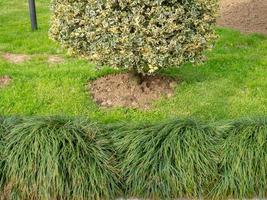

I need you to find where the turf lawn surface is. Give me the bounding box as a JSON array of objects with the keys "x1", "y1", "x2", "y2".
[{"x1": 0, "y1": 0, "x2": 266, "y2": 123}]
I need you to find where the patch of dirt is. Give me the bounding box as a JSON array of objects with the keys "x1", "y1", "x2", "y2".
[
  {"x1": 89, "y1": 73, "x2": 178, "y2": 109},
  {"x1": 2, "y1": 53, "x2": 31, "y2": 64},
  {"x1": 0, "y1": 76, "x2": 12, "y2": 88},
  {"x1": 218, "y1": 0, "x2": 267, "y2": 34},
  {"x1": 48, "y1": 55, "x2": 64, "y2": 64}
]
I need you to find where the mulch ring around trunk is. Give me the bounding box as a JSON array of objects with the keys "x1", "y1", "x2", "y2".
[
  {"x1": 0, "y1": 76, "x2": 12, "y2": 88},
  {"x1": 89, "y1": 72, "x2": 178, "y2": 109}
]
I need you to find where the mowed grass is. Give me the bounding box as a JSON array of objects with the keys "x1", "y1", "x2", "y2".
[{"x1": 0, "y1": 0, "x2": 266, "y2": 123}]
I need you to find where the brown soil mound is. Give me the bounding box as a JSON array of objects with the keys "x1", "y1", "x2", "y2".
[
  {"x1": 218, "y1": 0, "x2": 267, "y2": 34},
  {"x1": 89, "y1": 73, "x2": 177, "y2": 109},
  {"x1": 2, "y1": 53, "x2": 31, "y2": 64},
  {"x1": 0, "y1": 76, "x2": 12, "y2": 88}
]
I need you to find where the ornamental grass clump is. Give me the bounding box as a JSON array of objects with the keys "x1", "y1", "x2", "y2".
[
  {"x1": 0, "y1": 117, "x2": 5, "y2": 188},
  {"x1": 211, "y1": 117, "x2": 267, "y2": 199},
  {"x1": 50, "y1": 0, "x2": 218, "y2": 75},
  {"x1": 112, "y1": 118, "x2": 220, "y2": 199},
  {"x1": 1, "y1": 116, "x2": 120, "y2": 200},
  {"x1": 0, "y1": 116, "x2": 19, "y2": 189}
]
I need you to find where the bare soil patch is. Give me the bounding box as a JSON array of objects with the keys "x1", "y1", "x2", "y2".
[
  {"x1": 48, "y1": 55, "x2": 64, "y2": 64},
  {"x1": 0, "y1": 76, "x2": 12, "y2": 88},
  {"x1": 89, "y1": 73, "x2": 177, "y2": 109},
  {"x1": 2, "y1": 53, "x2": 31, "y2": 64},
  {"x1": 218, "y1": 0, "x2": 267, "y2": 34}
]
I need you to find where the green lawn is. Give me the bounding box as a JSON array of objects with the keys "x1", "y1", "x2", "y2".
[{"x1": 0, "y1": 0, "x2": 266, "y2": 123}]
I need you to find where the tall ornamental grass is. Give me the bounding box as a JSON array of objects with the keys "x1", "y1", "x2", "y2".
[
  {"x1": 211, "y1": 117, "x2": 267, "y2": 199},
  {"x1": 0, "y1": 116, "x2": 5, "y2": 189},
  {"x1": 112, "y1": 118, "x2": 221, "y2": 199},
  {"x1": 0, "y1": 116, "x2": 120, "y2": 200},
  {"x1": 0, "y1": 116, "x2": 20, "y2": 191},
  {"x1": 0, "y1": 116, "x2": 266, "y2": 199}
]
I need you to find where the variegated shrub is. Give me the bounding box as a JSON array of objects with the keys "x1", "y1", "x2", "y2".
[{"x1": 50, "y1": 0, "x2": 218, "y2": 75}]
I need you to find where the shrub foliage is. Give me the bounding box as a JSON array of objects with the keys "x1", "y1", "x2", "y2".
[
  {"x1": 1, "y1": 116, "x2": 120, "y2": 200},
  {"x1": 112, "y1": 119, "x2": 220, "y2": 199},
  {"x1": 50, "y1": 0, "x2": 218, "y2": 74}
]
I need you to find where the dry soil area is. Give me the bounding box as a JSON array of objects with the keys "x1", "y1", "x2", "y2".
[
  {"x1": 90, "y1": 73, "x2": 177, "y2": 109},
  {"x1": 0, "y1": 76, "x2": 12, "y2": 88},
  {"x1": 218, "y1": 0, "x2": 267, "y2": 34},
  {"x1": 1, "y1": 53, "x2": 31, "y2": 64}
]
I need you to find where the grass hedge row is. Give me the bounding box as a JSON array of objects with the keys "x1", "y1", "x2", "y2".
[{"x1": 0, "y1": 116, "x2": 266, "y2": 199}]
